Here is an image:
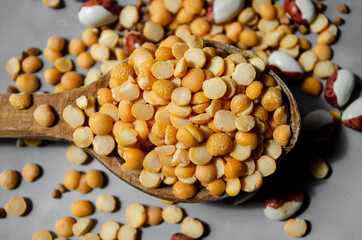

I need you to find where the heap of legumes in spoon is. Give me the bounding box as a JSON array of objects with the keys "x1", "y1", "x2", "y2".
[{"x1": 63, "y1": 34, "x2": 292, "y2": 200}]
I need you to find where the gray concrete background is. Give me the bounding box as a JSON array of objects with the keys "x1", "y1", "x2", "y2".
[{"x1": 0, "y1": 0, "x2": 362, "y2": 239}]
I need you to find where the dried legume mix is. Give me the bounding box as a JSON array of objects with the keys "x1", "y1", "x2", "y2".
[{"x1": 1, "y1": 0, "x2": 361, "y2": 239}]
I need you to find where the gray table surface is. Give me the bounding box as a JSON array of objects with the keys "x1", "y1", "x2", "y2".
[{"x1": 1, "y1": 0, "x2": 362, "y2": 239}]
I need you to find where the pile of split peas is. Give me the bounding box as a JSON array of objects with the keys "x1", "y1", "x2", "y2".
[
  {"x1": 65, "y1": 34, "x2": 292, "y2": 200},
  {"x1": 2, "y1": 0, "x2": 355, "y2": 239}
]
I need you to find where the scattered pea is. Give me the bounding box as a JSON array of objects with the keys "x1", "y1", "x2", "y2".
[
  {"x1": 77, "y1": 52, "x2": 95, "y2": 69},
  {"x1": 90, "y1": 43, "x2": 109, "y2": 62},
  {"x1": 308, "y1": 157, "x2": 329, "y2": 179},
  {"x1": 172, "y1": 181, "x2": 197, "y2": 199},
  {"x1": 83, "y1": 233, "x2": 100, "y2": 240},
  {"x1": 96, "y1": 194, "x2": 116, "y2": 213},
  {"x1": 9, "y1": 92, "x2": 31, "y2": 110},
  {"x1": 76, "y1": 173, "x2": 92, "y2": 194},
  {"x1": 16, "y1": 73, "x2": 39, "y2": 92},
  {"x1": 42, "y1": 0, "x2": 61, "y2": 8},
  {"x1": 33, "y1": 104, "x2": 55, "y2": 127},
  {"x1": 32, "y1": 230, "x2": 52, "y2": 240},
  {"x1": 68, "y1": 38, "x2": 87, "y2": 55},
  {"x1": 284, "y1": 218, "x2": 308, "y2": 238},
  {"x1": 146, "y1": 206, "x2": 163, "y2": 225},
  {"x1": 64, "y1": 170, "x2": 81, "y2": 190},
  {"x1": 22, "y1": 163, "x2": 40, "y2": 182},
  {"x1": 0, "y1": 170, "x2": 18, "y2": 190},
  {"x1": 5, "y1": 196, "x2": 27, "y2": 216},
  {"x1": 73, "y1": 126, "x2": 94, "y2": 148},
  {"x1": 47, "y1": 35, "x2": 65, "y2": 52},
  {"x1": 100, "y1": 221, "x2": 119, "y2": 240},
  {"x1": 55, "y1": 57, "x2": 73, "y2": 73},
  {"x1": 126, "y1": 203, "x2": 146, "y2": 228},
  {"x1": 72, "y1": 217, "x2": 93, "y2": 237},
  {"x1": 60, "y1": 71, "x2": 83, "y2": 90},
  {"x1": 85, "y1": 169, "x2": 103, "y2": 188},
  {"x1": 181, "y1": 217, "x2": 204, "y2": 239},
  {"x1": 63, "y1": 105, "x2": 85, "y2": 129},
  {"x1": 22, "y1": 56, "x2": 42, "y2": 73},
  {"x1": 66, "y1": 144, "x2": 88, "y2": 165},
  {"x1": 162, "y1": 205, "x2": 183, "y2": 224},
  {"x1": 71, "y1": 200, "x2": 94, "y2": 217},
  {"x1": 117, "y1": 225, "x2": 137, "y2": 240},
  {"x1": 44, "y1": 47, "x2": 62, "y2": 63},
  {"x1": 301, "y1": 77, "x2": 322, "y2": 96},
  {"x1": 44, "y1": 67, "x2": 62, "y2": 85},
  {"x1": 55, "y1": 217, "x2": 76, "y2": 238},
  {"x1": 5, "y1": 57, "x2": 20, "y2": 75},
  {"x1": 82, "y1": 28, "x2": 99, "y2": 47}
]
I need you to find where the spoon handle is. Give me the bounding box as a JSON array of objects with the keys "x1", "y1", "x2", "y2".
[
  {"x1": 0, "y1": 91, "x2": 75, "y2": 142},
  {"x1": 0, "y1": 73, "x2": 110, "y2": 142}
]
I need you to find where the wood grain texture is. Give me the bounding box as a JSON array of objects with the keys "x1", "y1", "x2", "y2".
[
  {"x1": 0, "y1": 40, "x2": 301, "y2": 203},
  {"x1": 0, "y1": 73, "x2": 109, "y2": 141}
]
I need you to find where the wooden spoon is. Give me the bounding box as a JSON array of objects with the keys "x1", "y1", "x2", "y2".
[{"x1": 0, "y1": 39, "x2": 301, "y2": 203}]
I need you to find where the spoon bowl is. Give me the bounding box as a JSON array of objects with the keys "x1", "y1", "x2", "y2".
[{"x1": 0, "y1": 39, "x2": 301, "y2": 203}]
